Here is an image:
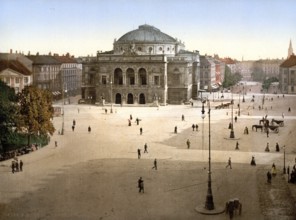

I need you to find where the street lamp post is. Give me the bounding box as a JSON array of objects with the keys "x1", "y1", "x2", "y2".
[
  {"x1": 242, "y1": 86, "x2": 245, "y2": 102},
  {"x1": 202, "y1": 99, "x2": 214, "y2": 210},
  {"x1": 238, "y1": 91, "x2": 241, "y2": 117},
  {"x1": 61, "y1": 84, "x2": 67, "y2": 135},
  {"x1": 283, "y1": 145, "x2": 286, "y2": 174},
  {"x1": 230, "y1": 90, "x2": 235, "y2": 138},
  {"x1": 110, "y1": 80, "x2": 113, "y2": 113}
]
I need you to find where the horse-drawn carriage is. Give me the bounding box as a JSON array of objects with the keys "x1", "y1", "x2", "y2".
[
  {"x1": 266, "y1": 125, "x2": 279, "y2": 133},
  {"x1": 271, "y1": 119, "x2": 284, "y2": 127}
]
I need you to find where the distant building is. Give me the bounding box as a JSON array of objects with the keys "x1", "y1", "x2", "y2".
[
  {"x1": 27, "y1": 54, "x2": 61, "y2": 97},
  {"x1": 0, "y1": 52, "x2": 33, "y2": 93},
  {"x1": 81, "y1": 24, "x2": 200, "y2": 105},
  {"x1": 27, "y1": 53, "x2": 82, "y2": 98},
  {"x1": 279, "y1": 54, "x2": 296, "y2": 94},
  {"x1": 53, "y1": 53, "x2": 82, "y2": 96},
  {"x1": 199, "y1": 56, "x2": 217, "y2": 91}
]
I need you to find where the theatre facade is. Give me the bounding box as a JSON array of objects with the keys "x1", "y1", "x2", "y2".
[{"x1": 81, "y1": 24, "x2": 200, "y2": 105}]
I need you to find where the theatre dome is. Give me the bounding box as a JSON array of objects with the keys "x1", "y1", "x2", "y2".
[
  {"x1": 113, "y1": 24, "x2": 185, "y2": 55},
  {"x1": 117, "y1": 24, "x2": 177, "y2": 43}
]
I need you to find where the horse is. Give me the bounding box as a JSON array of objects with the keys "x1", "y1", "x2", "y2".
[{"x1": 252, "y1": 125, "x2": 263, "y2": 132}]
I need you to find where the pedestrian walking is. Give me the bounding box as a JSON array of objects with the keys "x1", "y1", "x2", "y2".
[
  {"x1": 55, "y1": 141, "x2": 58, "y2": 147},
  {"x1": 130, "y1": 114, "x2": 133, "y2": 120},
  {"x1": 272, "y1": 163, "x2": 277, "y2": 176},
  {"x1": 266, "y1": 128, "x2": 269, "y2": 138},
  {"x1": 128, "y1": 119, "x2": 131, "y2": 126},
  {"x1": 182, "y1": 114, "x2": 185, "y2": 121},
  {"x1": 244, "y1": 126, "x2": 249, "y2": 134},
  {"x1": 174, "y1": 126, "x2": 177, "y2": 134},
  {"x1": 265, "y1": 143, "x2": 270, "y2": 152},
  {"x1": 235, "y1": 141, "x2": 239, "y2": 150},
  {"x1": 267, "y1": 171, "x2": 272, "y2": 183},
  {"x1": 20, "y1": 160, "x2": 23, "y2": 172},
  {"x1": 11, "y1": 161, "x2": 15, "y2": 174},
  {"x1": 73, "y1": 119, "x2": 76, "y2": 126},
  {"x1": 251, "y1": 156, "x2": 256, "y2": 166},
  {"x1": 137, "y1": 149, "x2": 141, "y2": 159},
  {"x1": 136, "y1": 118, "x2": 140, "y2": 125},
  {"x1": 140, "y1": 127, "x2": 143, "y2": 135},
  {"x1": 275, "y1": 143, "x2": 280, "y2": 152},
  {"x1": 192, "y1": 124, "x2": 195, "y2": 131},
  {"x1": 234, "y1": 116, "x2": 237, "y2": 123},
  {"x1": 15, "y1": 161, "x2": 19, "y2": 172},
  {"x1": 105, "y1": 109, "x2": 107, "y2": 114},
  {"x1": 72, "y1": 125, "x2": 75, "y2": 131},
  {"x1": 152, "y1": 159, "x2": 157, "y2": 170},
  {"x1": 196, "y1": 124, "x2": 198, "y2": 131},
  {"x1": 226, "y1": 157, "x2": 232, "y2": 169},
  {"x1": 288, "y1": 107, "x2": 291, "y2": 112},
  {"x1": 186, "y1": 139, "x2": 190, "y2": 149},
  {"x1": 144, "y1": 143, "x2": 148, "y2": 153},
  {"x1": 138, "y1": 177, "x2": 144, "y2": 193},
  {"x1": 88, "y1": 126, "x2": 91, "y2": 133}
]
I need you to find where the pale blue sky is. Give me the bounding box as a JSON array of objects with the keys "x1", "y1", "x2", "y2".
[{"x1": 1, "y1": 0, "x2": 295, "y2": 60}]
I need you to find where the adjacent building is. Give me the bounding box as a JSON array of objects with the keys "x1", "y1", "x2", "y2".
[
  {"x1": 279, "y1": 54, "x2": 296, "y2": 94},
  {"x1": 0, "y1": 52, "x2": 33, "y2": 92}
]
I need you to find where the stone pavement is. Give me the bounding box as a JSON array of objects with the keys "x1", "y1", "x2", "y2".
[{"x1": 0, "y1": 93, "x2": 296, "y2": 219}]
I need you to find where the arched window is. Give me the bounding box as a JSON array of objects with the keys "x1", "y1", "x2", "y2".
[
  {"x1": 138, "y1": 68, "x2": 147, "y2": 85},
  {"x1": 126, "y1": 68, "x2": 135, "y2": 85},
  {"x1": 114, "y1": 68, "x2": 123, "y2": 85}
]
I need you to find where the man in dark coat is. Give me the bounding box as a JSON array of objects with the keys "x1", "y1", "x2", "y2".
[{"x1": 138, "y1": 177, "x2": 144, "y2": 193}]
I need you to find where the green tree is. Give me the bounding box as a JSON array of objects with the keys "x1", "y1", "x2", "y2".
[
  {"x1": 18, "y1": 86, "x2": 55, "y2": 145},
  {"x1": 0, "y1": 81, "x2": 18, "y2": 151},
  {"x1": 222, "y1": 66, "x2": 242, "y2": 88},
  {"x1": 262, "y1": 77, "x2": 279, "y2": 91}
]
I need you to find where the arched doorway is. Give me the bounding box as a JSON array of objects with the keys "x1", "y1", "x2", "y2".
[
  {"x1": 115, "y1": 93, "x2": 122, "y2": 104},
  {"x1": 127, "y1": 93, "x2": 134, "y2": 104},
  {"x1": 139, "y1": 93, "x2": 145, "y2": 104}
]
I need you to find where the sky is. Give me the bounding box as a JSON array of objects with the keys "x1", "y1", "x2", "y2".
[{"x1": 1, "y1": 0, "x2": 296, "y2": 60}]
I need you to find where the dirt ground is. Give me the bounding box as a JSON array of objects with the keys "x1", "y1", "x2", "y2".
[{"x1": 0, "y1": 91, "x2": 296, "y2": 220}]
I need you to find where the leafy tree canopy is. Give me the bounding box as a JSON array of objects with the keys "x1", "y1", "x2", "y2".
[
  {"x1": 18, "y1": 86, "x2": 55, "y2": 145},
  {"x1": 222, "y1": 66, "x2": 242, "y2": 88},
  {"x1": 262, "y1": 77, "x2": 279, "y2": 91},
  {"x1": 0, "y1": 81, "x2": 18, "y2": 149}
]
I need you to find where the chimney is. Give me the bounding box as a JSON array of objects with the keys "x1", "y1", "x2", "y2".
[
  {"x1": 28, "y1": 51, "x2": 30, "y2": 56},
  {"x1": 10, "y1": 49, "x2": 12, "y2": 54}
]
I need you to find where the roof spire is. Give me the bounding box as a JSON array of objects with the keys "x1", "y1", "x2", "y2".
[{"x1": 288, "y1": 39, "x2": 293, "y2": 58}]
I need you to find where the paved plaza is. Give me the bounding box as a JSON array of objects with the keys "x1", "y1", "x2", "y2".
[{"x1": 0, "y1": 91, "x2": 296, "y2": 220}]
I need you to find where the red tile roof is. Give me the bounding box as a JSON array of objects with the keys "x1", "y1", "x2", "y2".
[
  {"x1": 280, "y1": 54, "x2": 296, "y2": 68},
  {"x1": 0, "y1": 60, "x2": 32, "y2": 76}
]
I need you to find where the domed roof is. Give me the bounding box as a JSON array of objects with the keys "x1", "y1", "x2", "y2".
[{"x1": 117, "y1": 24, "x2": 177, "y2": 44}]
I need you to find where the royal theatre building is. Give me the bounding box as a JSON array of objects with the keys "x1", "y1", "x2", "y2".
[{"x1": 81, "y1": 24, "x2": 200, "y2": 105}]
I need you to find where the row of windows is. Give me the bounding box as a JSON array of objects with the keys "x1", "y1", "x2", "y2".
[
  {"x1": 117, "y1": 45, "x2": 175, "y2": 53},
  {"x1": 1, "y1": 77, "x2": 29, "y2": 84},
  {"x1": 101, "y1": 75, "x2": 160, "y2": 86}
]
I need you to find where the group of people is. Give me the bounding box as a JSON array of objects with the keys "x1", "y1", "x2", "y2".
[
  {"x1": 11, "y1": 158, "x2": 23, "y2": 173},
  {"x1": 137, "y1": 143, "x2": 158, "y2": 193},
  {"x1": 265, "y1": 142, "x2": 281, "y2": 152}
]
